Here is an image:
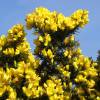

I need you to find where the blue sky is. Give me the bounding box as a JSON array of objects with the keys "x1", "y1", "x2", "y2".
[{"x1": 0, "y1": 0, "x2": 100, "y2": 60}]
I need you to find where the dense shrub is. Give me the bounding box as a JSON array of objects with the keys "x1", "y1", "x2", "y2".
[{"x1": 0, "y1": 7, "x2": 100, "y2": 100}]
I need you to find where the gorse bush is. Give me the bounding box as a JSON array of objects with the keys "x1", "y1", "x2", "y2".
[{"x1": 0, "y1": 7, "x2": 100, "y2": 100}]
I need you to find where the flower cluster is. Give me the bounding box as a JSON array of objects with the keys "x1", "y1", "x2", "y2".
[
  {"x1": 0, "y1": 24, "x2": 43, "y2": 99},
  {"x1": 1, "y1": 24, "x2": 30, "y2": 57},
  {"x1": 7, "y1": 24, "x2": 25, "y2": 42},
  {"x1": 44, "y1": 76, "x2": 64, "y2": 100},
  {"x1": 0, "y1": 61, "x2": 42, "y2": 99},
  {"x1": 34, "y1": 32, "x2": 51, "y2": 46},
  {"x1": 26, "y1": 7, "x2": 89, "y2": 32},
  {"x1": 26, "y1": 7, "x2": 99, "y2": 99}
]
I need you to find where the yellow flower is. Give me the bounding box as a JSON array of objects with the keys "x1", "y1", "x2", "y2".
[
  {"x1": 3, "y1": 48, "x2": 14, "y2": 56},
  {"x1": 28, "y1": 53, "x2": 35, "y2": 63},
  {"x1": 44, "y1": 33, "x2": 51, "y2": 46},
  {"x1": 64, "y1": 49, "x2": 68, "y2": 57},
  {"x1": 65, "y1": 65, "x2": 69, "y2": 70},
  {"x1": 0, "y1": 87, "x2": 6, "y2": 96},
  {"x1": 73, "y1": 61, "x2": 78, "y2": 69},
  {"x1": 47, "y1": 87, "x2": 54, "y2": 96},
  {"x1": 84, "y1": 57, "x2": 91, "y2": 68},
  {"x1": 76, "y1": 48, "x2": 82, "y2": 54},
  {"x1": 38, "y1": 35, "x2": 44, "y2": 42},
  {"x1": 69, "y1": 35, "x2": 75, "y2": 41},
  {"x1": 17, "y1": 31, "x2": 24, "y2": 37},
  {"x1": 63, "y1": 71, "x2": 70, "y2": 78},
  {"x1": 47, "y1": 49, "x2": 54, "y2": 59},
  {"x1": 87, "y1": 80, "x2": 95, "y2": 88},
  {"x1": 86, "y1": 67, "x2": 97, "y2": 77},
  {"x1": 23, "y1": 87, "x2": 32, "y2": 97},
  {"x1": 15, "y1": 49, "x2": 20, "y2": 55},
  {"x1": 69, "y1": 82, "x2": 72, "y2": 89},
  {"x1": 9, "y1": 90, "x2": 16, "y2": 100},
  {"x1": 17, "y1": 61, "x2": 26, "y2": 74},
  {"x1": 42, "y1": 49, "x2": 47, "y2": 57},
  {"x1": 6, "y1": 86, "x2": 16, "y2": 100},
  {"x1": 50, "y1": 23, "x2": 57, "y2": 32},
  {"x1": 63, "y1": 37, "x2": 69, "y2": 45},
  {"x1": 75, "y1": 74, "x2": 86, "y2": 82},
  {"x1": 0, "y1": 35, "x2": 6, "y2": 50}
]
